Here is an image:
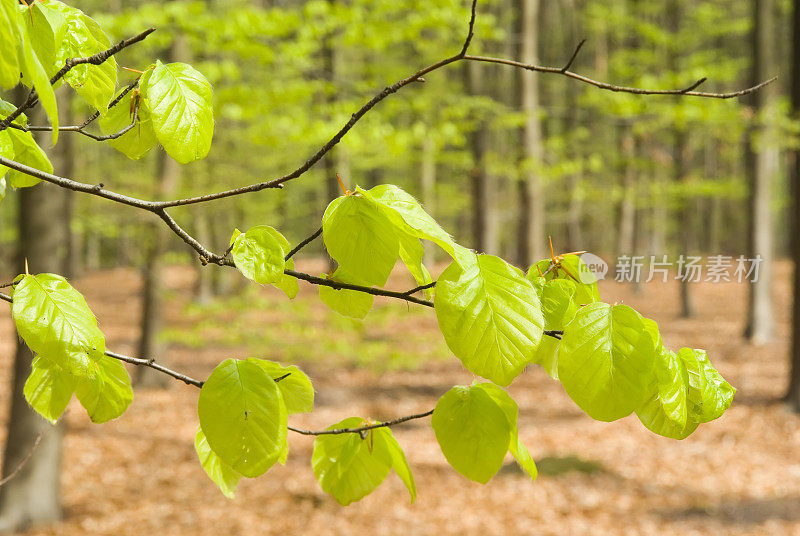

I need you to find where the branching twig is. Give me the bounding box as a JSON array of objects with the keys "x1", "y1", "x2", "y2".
[
  {"x1": 288, "y1": 410, "x2": 435, "y2": 436},
  {"x1": 284, "y1": 227, "x2": 322, "y2": 261}
]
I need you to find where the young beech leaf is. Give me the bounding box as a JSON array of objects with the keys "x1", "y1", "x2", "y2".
[
  {"x1": 474, "y1": 383, "x2": 537, "y2": 481},
  {"x1": 248, "y1": 358, "x2": 314, "y2": 415},
  {"x1": 322, "y1": 195, "x2": 400, "y2": 287},
  {"x1": 143, "y1": 60, "x2": 214, "y2": 164},
  {"x1": 195, "y1": 427, "x2": 243, "y2": 499},
  {"x1": 370, "y1": 427, "x2": 416, "y2": 503},
  {"x1": 558, "y1": 303, "x2": 657, "y2": 422},
  {"x1": 356, "y1": 184, "x2": 474, "y2": 268},
  {"x1": 528, "y1": 254, "x2": 600, "y2": 306},
  {"x1": 319, "y1": 267, "x2": 374, "y2": 320},
  {"x1": 530, "y1": 278, "x2": 579, "y2": 380},
  {"x1": 636, "y1": 348, "x2": 699, "y2": 440},
  {"x1": 678, "y1": 348, "x2": 735, "y2": 423},
  {"x1": 24, "y1": 356, "x2": 75, "y2": 424},
  {"x1": 230, "y1": 226, "x2": 286, "y2": 285},
  {"x1": 431, "y1": 385, "x2": 512, "y2": 484},
  {"x1": 434, "y1": 254, "x2": 544, "y2": 386},
  {"x1": 74, "y1": 353, "x2": 133, "y2": 423},
  {"x1": 0, "y1": 1, "x2": 21, "y2": 89},
  {"x1": 99, "y1": 89, "x2": 158, "y2": 160},
  {"x1": 397, "y1": 229, "x2": 434, "y2": 296},
  {"x1": 12, "y1": 273, "x2": 105, "y2": 378},
  {"x1": 197, "y1": 358, "x2": 287, "y2": 478},
  {"x1": 311, "y1": 417, "x2": 392, "y2": 505},
  {"x1": 2, "y1": 128, "x2": 54, "y2": 188},
  {"x1": 16, "y1": 12, "x2": 58, "y2": 144}
]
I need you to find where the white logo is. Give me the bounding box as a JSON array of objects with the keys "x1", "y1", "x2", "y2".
[{"x1": 579, "y1": 252, "x2": 608, "y2": 281}]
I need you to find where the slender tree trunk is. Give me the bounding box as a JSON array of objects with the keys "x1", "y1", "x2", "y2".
[
  {"x1": 786, "y1": 0, "x2": 800, "y2": 411},
  {"x1": 516, "y1": 0, "x2": 545, "y2": 265},
  {"x1": 193, "y1": 209, "x2": 213, "y2": 304},
  {"x1": 744, "y1": 0, "x2": 776, "y2": 344},
  {"x1": 54, "y1": 90, "x2": 77, "y2": 278},
  {"x1": 421, "y1": 135, "x2": 437, "y2": 266},
  {"x1": 675, "y1": 130, "x2": 695, "y2": 319},
  {"x1": 463, "y1": 61, "x2": 494, "y2": 254},
  {"x1": 617, "y1": 124, "x2": 637, "y2": 256},
  {"x1": 0, "y1": 102, "x2": 66, "y2": 531}
]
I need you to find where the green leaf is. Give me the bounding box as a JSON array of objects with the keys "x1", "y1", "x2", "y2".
[
  {"x1": 249, "y1": 359, "x2": 314, "y2": 415},
  {"x1": 357, "y1": 184, "x2": 473, "y2": 267},
  {"x1": 11, "y1": 273, "x2": 105, "y2": 377},
  {"x1": 40, "y1": 1, "x2": 117, "y2": 112},
  {"x1": 0, "y1": 176, "x2": 5, "y2": 206},
  {"x1": 194, "y1": 427, "x2": 242, "y2": 499},
  {"x1": 319, "y1": 268, "x2": 374, "y2": 320},
  {"x1": 74, "y1": 353, "x2": 133, "y2": 423},
  {"x1": 397, "y1": 230, "x2": 433, "y2": 296},
  {"x1": 17, "y1": 11, "x2": 58, "y2": 144},
  {"x1": 371, "y1": 427, "x2": 416, "y2": 503},
  {"x1": 99, "y1": 89, "x2": 158, "y2": 160},
  {"x1": 636, "y1": 348, "x2": 698, "y2": 440},
  {"x1": 312, "y1": 417, "x2": 391, "y2": 505},
  {"x1": 230, "y1": 226, "x2": 286, "y2": 285},
  {"x1": 0, "y1": 1, "x2": 21, "y2": 89},
  {"x1": 322, "y1": 195, "x2": 400, "y2": 287},
  {"x1": 2, "y1": 123, "x2": 54, "y2": 188},
  {"x1": 530, "y1": 278, "x2": 579, "y2": 379},
  {"x1": 197, "y1": 358, "x2": 287, "y2": 478},
  {"x1": 434, "y1": 254, "x2": 544, "y2": 386},
  {"x1": 678, "y1": 348, "x2": 735, "y2": 423},
  {"x1": 528, "y1": 254, "x2": 600, "y2": 305},
  {"x1": 431, "y1": 385, "x2": 511, "y2": 483},
  {"x1": 474, "y1": 383, "x2": 537, "y2": 481},
  {"x1": 143, "y1": 60, "x2": 214, "y2": 164},
  {"x1": 0, "y1": 99, "x2": 27, "y2": 127},
  {"x1": 24, "y1": 355, "x2": 75, "y2": 424},
  {"x1": 558, "y1": 303, "x2": 657, "y2": 422}
]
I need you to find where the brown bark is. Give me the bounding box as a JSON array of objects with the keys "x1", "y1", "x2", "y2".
[
  {"x1": 744, "y1": 0, "x2": 776, "y2": 344},
  {"x1": 786, "y1": 0, "x2": 800, "y2": 411}
]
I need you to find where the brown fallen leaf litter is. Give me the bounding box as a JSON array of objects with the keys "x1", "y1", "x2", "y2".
[{"x1": 1, "y1": 260, "x2": 799, "y2": 536}]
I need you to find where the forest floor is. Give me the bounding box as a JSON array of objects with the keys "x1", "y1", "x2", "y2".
[{"x1": 1, "y1": 259, "x2": 800, "y2": 536}]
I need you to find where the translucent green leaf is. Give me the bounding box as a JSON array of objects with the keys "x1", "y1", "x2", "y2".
[
  {"x1": 530, "y1": 278, "x2": 579, "y2": 379},
  {"x1": 558, "y1": 303, "x2": 657, "y2": 422},
  {"x1": 2, "y1": 127, "x2": 53, "y2": 188},
  {"x1": 0, "y1": 99, "x2": 27, "y2": 127},
  {"x1": 371, "y1": 427, "x2": 416, "y2": 503},
  {"x1": 322, "y1": 195, "x2": 400, "y2": 287},
  {"x1": 37, "y1": 1, "x2": 117, "y2": 112},
  {"x1": 434, "y1": 254, "x2": 544, "y2": 386},
  {"x1": 24, "y1": 355, "x2": 75, "y2": 424},
  {"x1": 143, "y1": 60, "x2": 214, "y2": 164},
  {"x1": 230, "y1": 226, "x2": 286, "y2": 285},
  {"x1": 636, "y1": 348, "x2": 698, "y2": 440},
  {"x1": 99, "y1": 89, "x2": 157, "y2": 160},
  {"x1": 312, "y1": 417, "x2": 392, "y2": 505},
  {"x1": 0, "y1": 2, "x2": 21, "y2": 88},
  {"x1": 248, "y1": 358, "x2": 314, "y2": 415},
  {"x1": 474, "y1": 383, "x2": 537, "y2": 481},
  {"x1": 197, "y1": 358, "x2": 287, "y2": 478},
  {"x1": 528, "y1": 254, "x2": 600, "y2": 305},
  {"x1": 23, "y1": 4, "x2": 57, "y2": 80},
  {"x1": 678, "y1": 348, "x2": 735, "y2": 423},
  {"x1": 11, "y1": 273, "x2": 105, "y2": 377},
  {"x1": 397, "y1": 230, "x2": 433, "y2": 296},
  {"x1": 319, "y1": 268, "x2": 374, "y2": 320},
  {"x1": 17, "y1": 13, "x2": 58, "y2": 144},
  {"x1": 431, "y1": 385, "x2": 511, "y2": 483},
  {"x1": 0, "y1": 130, "x2": 12, "y2": 175},
  {"x1": 74, "y1": 353, "x2": 133, "y2": 423},
  {"x1": 357, "y1": 184, "x2": 473, "y2": 267},
  {"x1": 194, "y1": 427, "x2": 242, "y2": 499},
  {"x1": 0, "y1": 176, "x2": 5, "y2": 206}
]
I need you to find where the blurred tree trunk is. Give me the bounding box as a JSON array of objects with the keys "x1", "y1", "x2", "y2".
[
  {"x1": 516, "y1": 0, "x2": 545, "y2": 265},
  {"x1": 464, "y1": 61, "x2": 495, "y2": 254},
  {"x1": 786, "y1": 0, "x2": 800, "y2": 411},
  {"x1": 136, "y1": 39, "x2": 184, "y2": 388},
  {"x1": 322, "y1": 3, "x2": 342, "y2": 270},
  {"x1": 617, "y1": 124, "x2": 637, "y2": 256},
  {"x1": 0, "y1": 105, "x2": 66, "y2": 532},
  {"x1": 744, "y1": 0, "x2": 776, "y2": 344},
  {"x1": 54, "y1": 90, "x2": 78, "y2": 278},
  {"x1": 193, "y1": 209, "x2": 213, "y2": 304},
  {"x1": 421, "y1": 135, "x2": 437, "y2": 266},
  {"x1": 675, "y1": 130, "x2": 695, "y2": 319},
  {"x1": 563, "y1": 0, "x2": 583, "y2": 252}
]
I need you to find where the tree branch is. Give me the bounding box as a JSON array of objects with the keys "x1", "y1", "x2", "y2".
[
  {"x1": 288, "y1": 410, "x2": 435, "y2": 436},
  {"x1": 284, "y1": 227, "x2": 323, "y2": 261}
]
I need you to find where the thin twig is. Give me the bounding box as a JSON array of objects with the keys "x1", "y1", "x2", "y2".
[
  {"x1": 402, "y1": 281, "x2": 436, "y2": 296},
  {"x1": 105, "y1": 350, "x2": 205, "y2": 388},
  {"x1": 561, "y1": 39, "x2": 586, "y2": 73},
  {"x1": 284, "y1": 227, "x2": 322, "y2": 261},
  {"x1": 288, "y1": 410, "x2": 434, "y2": 436},
  {"x1": 0, "y1": 429, "x2": 47, "y2": 488}
]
